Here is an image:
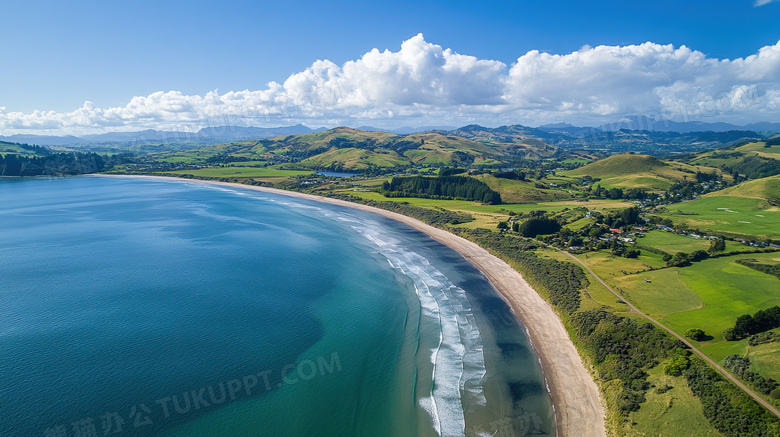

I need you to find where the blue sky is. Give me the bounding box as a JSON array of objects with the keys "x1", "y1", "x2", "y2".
[{"x1": 1, "y1": 0, "x2": 778, "y2": 133}]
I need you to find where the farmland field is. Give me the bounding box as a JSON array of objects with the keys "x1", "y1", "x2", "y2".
[
  {"x1": 655, "y1": 197, "x2": 780, "y2": 239},
  {"x1": 331, "y1": 188, "x2": 631, "y2": 221},
  {"x1": 168, "y1": 166, "x2": 313, "y2": 178},
  {"x1": 611, "y1": 252, "x2": 780, "y2": 342},
  {"x1": 637, "y1": 230, "x2": 734, "y2": 254}
]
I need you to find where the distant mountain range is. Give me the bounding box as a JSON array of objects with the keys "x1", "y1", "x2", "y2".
[
  {"x1": 0, "y1": 118, "x2": 777, "y2": 149},
  {"x1": 589, "y1": 116, "x2": 780, "y2": 134},
  {"x1": 0, "y1": 124, "x2": 328, "y2": 146}
]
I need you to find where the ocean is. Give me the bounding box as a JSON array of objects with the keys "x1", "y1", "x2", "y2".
[{"x1": 0, "y1": 176, "x2": 553, "y2": 437}]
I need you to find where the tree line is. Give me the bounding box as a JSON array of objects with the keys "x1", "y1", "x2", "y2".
[
  {"x1": 0, "y1": 152, "x2": 125, "y2": 176},
  {"x1": 723, "y1": 305, "x2": 780, "y2": 341},
  {"x1": 736, "y1": 258, "x2": 780, "y2": 279},
  {"x1": 381, "y1": 175, "x2": 502, "y2": 204},
  {"x1": 722, "y1": 355, "x2": 778, "y2": 396}
]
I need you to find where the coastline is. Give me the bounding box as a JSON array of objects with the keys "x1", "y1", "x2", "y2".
[{"x1": 96, "y1": 174, "x2": 606, "y2": 437}]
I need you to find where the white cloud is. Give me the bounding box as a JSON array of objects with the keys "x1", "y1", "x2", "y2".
[
  {"x1": 2, "y1": 34, "x2": 780, "y2": 134},
  {"x1": 755, "y1": 0, "x2": 778, "y2": 6}
]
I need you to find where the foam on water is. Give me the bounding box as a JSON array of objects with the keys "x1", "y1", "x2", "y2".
[
  {"x1": 188, "y1": 184, "x2": 509, "y2": 436},
  {"x1": 231, "y1": 186, "x2": 489, "y2": 435},
  {"x1": 330, "y1": 213, "x2": 488, "y2": 437}
]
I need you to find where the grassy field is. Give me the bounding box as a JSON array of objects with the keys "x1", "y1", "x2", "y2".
[
  {"x1": 700, "y1": 327, "x2": 780, "y2": 374},
  {"x1": 615, "y1": 265, "x2": 703, "y2": 319},
  {"x1": 637, "y1": 230, "x2": 735, "y2": 254},
  {"x1": 627, "y1": 365, "x2": 723, "y2": 437},
  {"x1": 332, "y1": 188, "x2": 632, "y2": 220},
  {"x1": 749, "y1": 337, "x2": 780, "y2": 382},
  {"x1": 168, "y1": 166, "x2": 313, "y2": 178},
  {"x1": 539, "y1": 247, "x2": 730, "y2": 435},
  {"x1": 538, "y1": 249, "x2": 631, "y2": 314},
  {"x1": 705, "y1": 173, "x2": 780, "y2": 200},
  {"x1": 734, "y1": 141, "x2": 780, "y2": 160},
  {"x1": 574, "y1": 243, "x2": 780, "y2": 414},
  {"x1": 610, "y1": 252, "x2": 780, "y2": 343},
  {"x1": 656, "y1": 196, "x2": 780, "y2": 239},
  {"x1": 575, "y1": 250, "x2": 667, "y2": 278},
  {"x1": 654, "y1": 175, "x2": 780, "y2": 239},
  {"x1": 699, "y1": 328, "x2": 780, "y2": 409},
  {"x1": 564, "y1": 216, "x2": 596, "y2": 231}
]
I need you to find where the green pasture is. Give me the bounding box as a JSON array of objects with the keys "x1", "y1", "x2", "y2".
[
  {"x1": 612, "y1": 252, "x2": 780, "y2": 343},
  {"x1": 637, "y1": 230, "x2": 734, "y2": 254},
  {"x1": 335, "y1": 189, "x2": 631, "y2": 216},
  {"x1": 168, "y1": 166, "x2": 313, "y2": 178},
  {"x1": 628, "y1": 365, "x2": 723, "y2": 437},
  {"x1": 656, "y1": 196, "x2": 780, "y2": 239}
]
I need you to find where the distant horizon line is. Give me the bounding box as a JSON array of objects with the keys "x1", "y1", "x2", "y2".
[{"x1": 2, "y1": 116, "x2": 780, "y2": 141}]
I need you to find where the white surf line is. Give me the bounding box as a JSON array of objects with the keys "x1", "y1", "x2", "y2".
[{"x1": 346, "y1": 216, "x2": 487, "y2": 437}]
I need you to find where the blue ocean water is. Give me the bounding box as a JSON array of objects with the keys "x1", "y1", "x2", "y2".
[{"x1": 0, "y1": 176, "x2": 553, "y2": 437}]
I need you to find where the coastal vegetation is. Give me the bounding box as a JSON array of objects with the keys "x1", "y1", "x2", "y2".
[
  {"x1": 0, "y1": 151, "x2": 126, "y2": 176},
  {"x1": 380, "y1": 175, "x2": 502, "y2": 204}
]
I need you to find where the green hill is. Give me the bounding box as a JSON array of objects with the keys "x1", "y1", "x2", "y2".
[
  {"x1": 564, "y1": 153, "x2": 722, "y2": 190},
  {"x1": 676, "y1": 140, "x2": 780, "y2": 179},
  {"x1": 440, "y1": 124, "x2": 559, "y2": 158},
  {"x1": 570, "y1": 153, "x2": 669, "y2": 176},
  {"x1": 153, "y1": 127, "x2": 519, "y2": 171},
  {"x1": 472, "y1": 174, "x2": 576, "y2": 203},
  {"x1": 706, "y1": 174, "x2": 780, "y2": 204},
  {"x1": 299, "y1": 147, "x2": 408, "y2": 170},
  {"x1": 0, "y1": 141, "x2": 50, "y2": 156},
  {"x1": 267, "y1": 127, "x2": 508, "y2": 168}
]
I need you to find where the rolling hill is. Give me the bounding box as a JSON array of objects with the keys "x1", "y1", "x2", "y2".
[
  {"x1": 0, "y1": 141, "x2": 52, "y2": 156},
  {"x1": 471, "y1": 174, "x2": 577, "y2": 203},
  {"x1": 562, "y1": 153, "x2": 723, "y2": 190},
  {"x1": 268, "y1": 127, "x2": 513, "y2": 169},
  {"x1": 438, "y1": 124, "x2": 768, "y2": 156},
  {"x1": 0, "y1": 124, "x2": 327, "y2": 147},
  {"x1": 674, "y1": 140, "x2": 780, "y2": 179},
  {"x1": 706, "y1": 173, "x2": 780, "y2": 204},
  {"x1": 151, "y1": 126, "x2": 548, "y2": 170}
]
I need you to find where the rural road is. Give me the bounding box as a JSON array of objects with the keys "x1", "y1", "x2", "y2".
[{"x1": 557, "y1": 249, "x2": 780, "y2": 419}]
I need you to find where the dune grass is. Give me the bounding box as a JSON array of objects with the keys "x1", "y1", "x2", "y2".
[{"x1": 627, "y1": 365, "x2": 723, "y2": 437}]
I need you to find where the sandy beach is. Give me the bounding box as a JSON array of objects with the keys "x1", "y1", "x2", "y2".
[{"x1": 99, "y1": 175, "x2": 606, "y2": 436}]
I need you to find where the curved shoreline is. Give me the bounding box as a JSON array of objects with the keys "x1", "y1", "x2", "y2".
[{"x1": 97, "y1": 174, "x2": 606, "y2": 436}]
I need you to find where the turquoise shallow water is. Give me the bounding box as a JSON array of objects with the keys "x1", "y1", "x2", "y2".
[{"x1": 0, "y1": 176, "x2": 553, "y2": 437}]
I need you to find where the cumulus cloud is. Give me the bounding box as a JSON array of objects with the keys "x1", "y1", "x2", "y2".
[{"x1": 2, "y1": 34, "x2": 780, "y2": 134}]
